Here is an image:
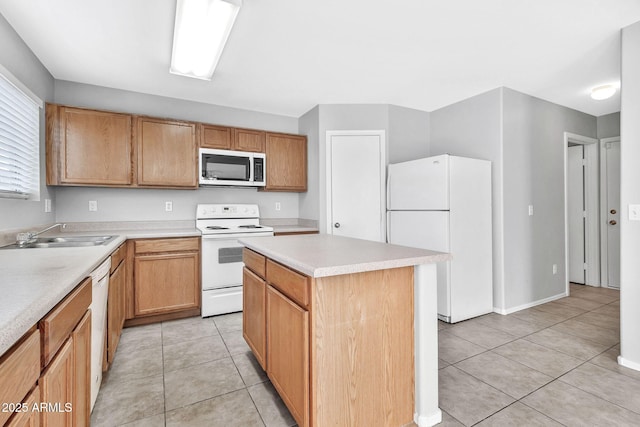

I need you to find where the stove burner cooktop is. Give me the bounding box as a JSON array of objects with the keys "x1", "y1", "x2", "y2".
[
  {"x1": 238, "y1": 225, "x2": 263, "y2": 229},
  {"x1": 206, "y1": 226, "x2": 229, "y2": 230}
]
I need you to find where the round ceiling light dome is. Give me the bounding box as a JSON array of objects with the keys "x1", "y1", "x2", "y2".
[{"x1": 590, "y1": 84, "x2": 617, "y2": 100}]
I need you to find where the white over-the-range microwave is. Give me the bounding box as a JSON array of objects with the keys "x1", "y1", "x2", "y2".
[{"x1": 199, "y1": 148, "x2": 266, "y2": 187}]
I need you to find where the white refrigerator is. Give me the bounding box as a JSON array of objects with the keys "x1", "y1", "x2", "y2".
[{"x1": 387, "y1": 154, "x2": 493, "y2": 323}]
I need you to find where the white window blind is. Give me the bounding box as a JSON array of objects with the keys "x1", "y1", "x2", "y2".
[{"x1": 0, "y1": 71, "x2": 40, "y2": 200}]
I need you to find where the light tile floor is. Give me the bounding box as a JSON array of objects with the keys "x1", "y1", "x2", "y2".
[
  {"x1": 91, "y1": 312, "x2": 296, "y2": 427},
  {"x1": 92, "y1": 283, "x2": 636, "y2": 426}
]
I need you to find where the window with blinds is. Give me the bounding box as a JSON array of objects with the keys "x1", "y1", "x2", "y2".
[{"x1": 0, "y1": 71, "x2": 40, "y2": 200}]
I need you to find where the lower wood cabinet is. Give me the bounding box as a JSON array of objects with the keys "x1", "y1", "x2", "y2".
[
  {"x1": 6, "y1": 385, "x2": 40, "y2": 427},
  {"x1": 72, "y1": 311, "x2": 91, "y2": 427},
  {"x1": 242, "y1": 268, "x2": 266, "y2": 369},
  {"x1": 40, "y1": 338, "x2": 74, "y2": 427},
  {"x1": 130, "y1": 237, "x2": 201, "y2": 321},
  {"x1": 106, "y1": 245, "x2": 126, "y2": 366},
  {"x1": 266, "y1": 286, "x2": 309, "y2": 427}
]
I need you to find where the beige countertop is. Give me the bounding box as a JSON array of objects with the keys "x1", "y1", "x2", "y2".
[
  {"x1": 270, "y1": 224, "x2": 319, "y2": 234},
  {"x1": 239, "y1": 234, "x2": 451, "y2": 278},
  {"x1": 0, "y1": 225, "x2": 200, "y2": 356}
]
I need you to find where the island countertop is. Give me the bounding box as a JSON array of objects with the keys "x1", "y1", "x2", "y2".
[{"x1": 239, "y1": 233, "x2": 451, "y2": 278}]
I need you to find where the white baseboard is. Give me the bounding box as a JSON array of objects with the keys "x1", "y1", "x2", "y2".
[
  {"x1": 618, "y1": 355, "x2": 640, "y2": 372},
  {"x1": 414, "y1": 409, "x2": 442, "y2": 426},
  {"x1": 493, "y1": 292, "x2": 568, "y2": 315}
]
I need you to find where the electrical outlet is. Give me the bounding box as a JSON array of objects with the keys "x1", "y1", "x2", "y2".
[
  {"x1": 44, "y1": 199, "x2": 51, "y2": 213},
  {"x1": 165, "y1": 201, "x2": 173, "y2": 212},
  {"x1": 88, "y1": 200, "x2": 98, "y2": 212},
  {"x1": 275, "y1": 202, "x2": 281, "y2": 211},
  {"x1": 528, "y1": 205, "x2": 534, "y2": 216},
  {"x1": 552, "y1": 264, "x2": 558, "y2": 275},
  {"x1": 630, "y1": 204, "x2": 640, "y2": 221}
]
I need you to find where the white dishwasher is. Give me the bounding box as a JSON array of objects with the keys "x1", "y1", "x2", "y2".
[{"x1": 89, "y1": 258, "x2": 110, "y2": 411}]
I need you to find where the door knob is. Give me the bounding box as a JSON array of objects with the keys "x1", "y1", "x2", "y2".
[
  {"x1": 610, "y1": 220, "x2": 617, "y2": 225},
  {"x1": 334, "y1": 222, "x2": 341, "y2": 228},
  {"x1": 610, "y1": 209, "x2": 617, "y2": 215}
]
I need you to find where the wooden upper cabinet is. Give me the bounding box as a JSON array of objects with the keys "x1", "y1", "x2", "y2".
[
  {"x1": 136, "y1": 117, "x2": 198, "y2": 188},
  {"x1": 234, "y1": 128, "x2": 265, "y2": 152},
  {"x1": 200, "y1": 124, "x2": 233, "y2": 149},
  {"x1": 46, "y1": 105, "x2": 133, "y2": 185},
  {"x1": 264, "y1": 133, "x2": 307, "y2": 192}
]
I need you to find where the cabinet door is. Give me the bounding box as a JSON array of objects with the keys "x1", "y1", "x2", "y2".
[
  {"x1": 242, "y1": 268, "x2": 266, "y2": 369},
  {"x1": 134, "y1": 252, "x2": 200, "y2": 316},
  {"x1": 72, "y1": 312, "x2": 91, "y2": 427},
  {"x1": 265, "y1": 133, "x2": 307, "y2": 191},
  {"x1": 234, "y1": 128, "x2": 265, "y2": 152},
  {"x1": 6, "y1": 385, "x2": 40, "y2": 427},
  {"x1": 136, "y1": 118, "x2": 197, "y2": 187},
  {"x1": 266, "y1": 286, "x2": 309, "y2": 427},
  {"x1": 41, "y1": 338, "x2": 74, "y2": 427},
  {"x1": 54, "y1": 107, "x2": 133, "y2": 185},
  {"x1": 107, "y1": 261, "x2": 126, "y2": 364},
  {"x1": 201, "y1": 124, "x2": 233, "y2": 149}
]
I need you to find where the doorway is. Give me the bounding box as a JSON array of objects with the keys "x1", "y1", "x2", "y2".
[
  {"x1": 325, "y1": 130, "x2": 386, "y2": 242},
  {"x1": 563, "y1": 132, "x2": 599, "y2": 294},
  {"x1": 600, "y1": 137, "x2": 621, "y2": 289}
]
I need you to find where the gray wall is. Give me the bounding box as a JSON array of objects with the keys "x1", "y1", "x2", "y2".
[
  {"x1": 299, "y1": 104, "x2": 430, "y2": 231},
  {"x1": 502, "y1": 88, "x2": 596, "y2": 310},
  {"x1": 52, "y1": 81, "x2": 301, "y2": 222},
  {"x1": 0, "y1": 14, "x2": 55, "y2": 231},
  {"x1": 597, "y1": 112, "x2": 621, "y2": 139},
  {"x1": 298, "y1": 106, "x2": 320, "y2": 221},
  {"x1": 620, "y1": 21, "x2": 640, "y2": 369},
  {"x1": 429, "y1": 87, "x2": 598, "y2": 313},
  {"x1": 388, "y1": 105, "x2": 430, "y2": 164},
  {"x1": 429, "y1": 89, "x2": 505, "y2": 310}
]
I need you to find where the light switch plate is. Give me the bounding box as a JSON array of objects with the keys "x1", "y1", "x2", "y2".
[
  {"x1": 528, "y1": 205, "x2": 534, "y2": 216},
  {"x1": 44, "y1": 199, "x2": 51, "y2": 213},
  {"x1": 630, "y1": 204, "x2": 640, "y2": 221}
]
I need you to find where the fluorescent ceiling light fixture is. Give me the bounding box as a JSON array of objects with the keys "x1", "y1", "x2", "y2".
[
  {"x1": 170, "y1": 0, "x2": 242, "y2": 80},
  {"x1": 590, "y1": 84, "x2": 617, "y2": 100}
]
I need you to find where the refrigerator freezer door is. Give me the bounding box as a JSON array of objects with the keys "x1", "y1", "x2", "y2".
[
  {"x1": 387, "y1": 210, "x2": 451, "y2": 320},
  {"x1": 387, "y1": 155, "x2": 449, "y2": 211}
]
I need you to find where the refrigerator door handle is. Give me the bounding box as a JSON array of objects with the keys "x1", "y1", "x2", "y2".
[
  {"x1": 385, "y1": 211, "x2": 390, "y2": 243},
  {"x1": 386, "y1": 167, "x2": 391, "y2": 211}
]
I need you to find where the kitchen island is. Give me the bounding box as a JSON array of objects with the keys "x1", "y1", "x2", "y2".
[{"x1": 239, "y1": 234, "x2": 451, "y2": 427}]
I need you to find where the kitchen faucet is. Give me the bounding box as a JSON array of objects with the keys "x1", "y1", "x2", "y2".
[{"x1": 16, "y1": 223, "x2": 67, "y2": 246}]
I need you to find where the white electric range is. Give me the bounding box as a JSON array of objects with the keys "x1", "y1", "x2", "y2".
[{"x1": 196, "y1": 204, "x2": 274, "y2": 317}]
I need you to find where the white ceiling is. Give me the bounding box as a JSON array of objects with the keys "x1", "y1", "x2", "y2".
[{"x1": 1, "y1": 0, "x2": 639, "y2": 118}]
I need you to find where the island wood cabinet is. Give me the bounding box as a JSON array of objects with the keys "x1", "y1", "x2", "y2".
[
  {"x1": 128, "y1": 237, "x2": 201, "y2": 323},
  {"x1": 46, "y1": 104, "x2": 133, "y2": 186},
  {"x1": 135, "y1": 117, "x2": 198, "y2": 188},
  {"x1": 242, "y1": 247, "x2": 414, "y2": 427},
  {"x1": 264, "y1": 133, "x2": 307, "y2": 192}
]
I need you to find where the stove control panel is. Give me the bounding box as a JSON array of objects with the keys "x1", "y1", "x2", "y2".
[{"x1": 197, "y1": 204, "x2": 260, "y2": 219}]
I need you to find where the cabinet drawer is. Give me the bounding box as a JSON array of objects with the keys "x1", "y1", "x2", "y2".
[
  {"x1": 266, "y1": 259, "x2": 309, "y2": 308},
  {"x1": 40, "y1": 278, "x2": 91, "y2": 366},
  {"x1": 134, "y1": 237, "x2": 199, "y2": 254},
  {"x1": 0, "y1": 330, "x2": 40, "y2": 426},
  {"x1": 110, "y1": 242, "x2": 126, "y2": 273},
  {"x1": 243, "y1": 248, "x2": 266, "y2": 279}
]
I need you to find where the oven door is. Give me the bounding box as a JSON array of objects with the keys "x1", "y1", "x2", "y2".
[{"x1": 201, "y1": 232, "x2": 273, "y2": 290}]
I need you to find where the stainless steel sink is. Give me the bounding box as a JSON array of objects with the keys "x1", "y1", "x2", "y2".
[{"x1": 1, "y1": 235, "x2": 117, "y2": 249}]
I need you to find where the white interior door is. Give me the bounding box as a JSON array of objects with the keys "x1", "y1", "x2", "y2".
[
  {"x1": 568, "y1": 145, "x2": 585, "y2": 284},
  {"x1": 328, "y1": 132, "x2": 384, "y2": 242},
  {"x1": 605, "y1": 140, "x2": 621, "y2": 288}
]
